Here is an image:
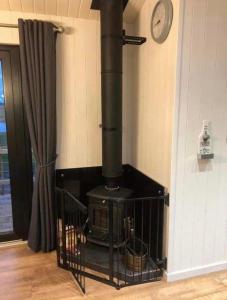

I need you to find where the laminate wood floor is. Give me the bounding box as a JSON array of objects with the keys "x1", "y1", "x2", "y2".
[{"x1": 0, "y1": 244, "x2": 226, "y2": 300}]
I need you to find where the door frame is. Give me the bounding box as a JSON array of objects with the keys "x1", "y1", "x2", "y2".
[{"x1": 0, "y1": 45, "x2": 33, "y2": 242}]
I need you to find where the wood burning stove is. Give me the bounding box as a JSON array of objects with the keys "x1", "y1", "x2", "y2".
[{"x1": 55, "y1": 0, "x2": 168, "y2": 294}]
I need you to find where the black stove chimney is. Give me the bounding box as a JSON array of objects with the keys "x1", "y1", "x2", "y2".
[
  {"x1": 100, "y1": 0, "x2": 123, "y2": 189},
  {"x1": 91, "y1": 0, "x2": 146, "y2": 190}
]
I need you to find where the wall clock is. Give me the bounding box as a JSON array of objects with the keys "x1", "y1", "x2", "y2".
[{"x1": 151, "y1": 0, "x2": 173, "y2": 44}]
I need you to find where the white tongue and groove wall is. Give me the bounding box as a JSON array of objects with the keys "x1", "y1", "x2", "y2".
[
  {"x1": 129, "y1": 0, "x2": 180, "y2": 190},
  {"x1": 0, "y1": 0, "x2": 226, "y2": 281},
  {"x1": 167, "y1": 0, "x2": 227, "y2": 280}
]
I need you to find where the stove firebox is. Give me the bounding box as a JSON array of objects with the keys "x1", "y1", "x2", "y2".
[{"x1": 87, "y1": 186, "x2": 132, "y2": 246}]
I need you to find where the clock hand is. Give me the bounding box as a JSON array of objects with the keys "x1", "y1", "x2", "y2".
[{"x1": 154, "y1": 19, "x2": 161, "y2": 27}]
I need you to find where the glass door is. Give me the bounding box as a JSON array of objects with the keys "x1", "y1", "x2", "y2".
[
  {"x1": 0, "y1": 61, "x2": 13, "y2": 236},
  {"x1": 0, "y1": 46, "x2": 33, "y2": 242}
]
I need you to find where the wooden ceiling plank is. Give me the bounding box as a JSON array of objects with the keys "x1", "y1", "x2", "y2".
[
  {"x1": 21, "y1": 0, "x2": 34, "y2": 12},
  {"x1": 34, "y1": 0, "x2": 45, "y2": 14},
  {"x1": 79, "y1": 0, "x2": 91, "y2": 19},
  {"x1": 0, "y1": 0, "x2": 146, "y2": 23},
  {"x1": 0, "y1": 0, "x2": 10, "y2": 10},
  {"x1": 8, "y1": 0, "x2": 22, "y2": 11},
  {"x1": 45, "y1": 0, "x2": 57, "y2": 15},
  {"x1": 57, "y1": 0, "x2": 69, "y2": 17},
  {"x1": 68, "y1": 0, "x2": 80, "y2": 18}
]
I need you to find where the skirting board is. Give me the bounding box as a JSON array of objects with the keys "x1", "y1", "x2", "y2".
[{"x1": 166, "y1": 261, "x2": 227, "y2": 282}]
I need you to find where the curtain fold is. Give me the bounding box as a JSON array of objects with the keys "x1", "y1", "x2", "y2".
[{"x1": 18, "y1": 19, "x2": 57, "y2": 252}]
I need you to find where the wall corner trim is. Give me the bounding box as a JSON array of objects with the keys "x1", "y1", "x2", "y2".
[{"x1": 166, "y1": 261, "x2": 227, "y2": 282}]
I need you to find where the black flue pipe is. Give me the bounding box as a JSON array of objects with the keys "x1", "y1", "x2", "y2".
[{"x1": 100, "y1": 0, "x2": 123, "y2": 189}]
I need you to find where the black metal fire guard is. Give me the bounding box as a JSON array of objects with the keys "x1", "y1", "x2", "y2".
[{"x1": 56, "y1": 181, "x2": 168, "y2": 293}]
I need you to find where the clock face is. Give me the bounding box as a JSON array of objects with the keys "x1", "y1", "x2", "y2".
[{"x1": 151, "y1": 0, "x2": 173, "y2": 44}]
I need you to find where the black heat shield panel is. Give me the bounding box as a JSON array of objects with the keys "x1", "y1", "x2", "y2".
[{"x1": 91, "y1": 0, "x2": 129, "y2": 11}]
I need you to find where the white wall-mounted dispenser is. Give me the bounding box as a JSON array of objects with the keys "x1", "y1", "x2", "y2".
[{"x1": 197, "y1": 120, "x2": 214, "y2": 160}]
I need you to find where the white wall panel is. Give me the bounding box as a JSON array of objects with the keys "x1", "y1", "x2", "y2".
[
  {"x1": 124, "y1": 0, "x2": 145, "y2": 23},
  {"x1": 168, "y1": 0, "x2": 227, "y2": 280},
  {"x1": 130, "y1": 0, "x2": 180, "y2": 189}
]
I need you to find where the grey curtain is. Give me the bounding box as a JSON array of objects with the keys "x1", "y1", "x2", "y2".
[{"x1": 18, "y1": 19, "x2": 57, "y2": 252}]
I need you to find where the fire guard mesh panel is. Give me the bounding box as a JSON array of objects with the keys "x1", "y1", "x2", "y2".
[{"x1": 56, "y1": 187, "x2": 167, "y2": 292}]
